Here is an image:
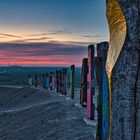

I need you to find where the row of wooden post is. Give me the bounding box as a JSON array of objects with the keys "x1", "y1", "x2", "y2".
[
  {"x1": 29, "y1": 41, "x2": 109, "y2": 139},
  {"x1": 30, "y1": 67, "x2": 75, "y2": 98},
  {"x1": 80, "y1": 42, "x2": 109, "y2": 140}
]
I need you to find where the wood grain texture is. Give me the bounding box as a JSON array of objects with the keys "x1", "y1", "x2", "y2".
[{"x1": 106, "y1": 0, "x2": 140, "y2": 139}]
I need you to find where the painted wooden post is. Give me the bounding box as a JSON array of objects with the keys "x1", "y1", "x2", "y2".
[
  {"x1": 42, "y1": 74, "x2": 45, "y2": 89},
  {"x1": 49, "y1": 72, "x2": 55, "y2": 92},
  {"x1": 96, "y1": 42, "x2": 109, "y2": 140},
  {"x1": 59, "y1": 70, "x2": 62, "y2": 93},
  {"x1": 87, "y1": 45, "x2": 95, "y2": 120},
  {"x1": 95, "y1": 44, "x2": 103, "y2": 140},
  {"x1": 49, "y1": 72, "x2": 52, "y2": 91},
  {"x1": 101, "y1": 42, "x2": 109, "y2": 140},
  {"x1": 28, "y1": 74, "x2": 33, "y2": 87},
  {"x1": 56, "y1": 70, "x2": 59, "y2": 93},
  {"x1": 35, "y1": 74, "x2": 38, "y2": 88},
  {"x1": 62, "y1": 68, "x2": 67, "y2": 95},
  {"x1": 45, "y1": 73, "x2": 49, "y2": 90},
  {"x1": 52, "y1": 72, "x2": 55, "y2": 93},
  {"x1": 70, "y1": 65, "x2": 75, "y2": 99},
  {"x1": 80, "y1": 58, "x2": 88, "y2": 106}
]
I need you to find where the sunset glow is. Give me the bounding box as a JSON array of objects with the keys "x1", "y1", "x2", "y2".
[{"x1": 0, "y1": 0, "x2": 109, "y2": 66}]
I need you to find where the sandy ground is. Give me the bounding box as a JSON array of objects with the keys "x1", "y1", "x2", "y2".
[{"x1": 0, "y1": 86, "x2": 95, "y2": 140}]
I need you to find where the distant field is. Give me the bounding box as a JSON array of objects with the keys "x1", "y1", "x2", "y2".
[{"x1": 0, "y1": 66, "x2": 81, "y2": 88}]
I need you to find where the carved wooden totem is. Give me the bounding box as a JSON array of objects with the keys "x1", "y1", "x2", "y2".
[{"x1": 106, "y1": 0, "x2": 140, "y2": 139}]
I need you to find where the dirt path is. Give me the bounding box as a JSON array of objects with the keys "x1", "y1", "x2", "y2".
[{"x1": 0, "y1": 87, "x2": 95, "y2": 140}]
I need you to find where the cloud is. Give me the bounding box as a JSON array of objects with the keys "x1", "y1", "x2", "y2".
[
  {"x1": 0, "y1": 42, "x2": 87, "y2": 56},
  {"x1": 49, "y1": 28, "x2": 72, "y2": 34},
  {"x1": 26, "y1": 28, "x2": 72, "y2": 37},
  {"x1": 10, "y1": 37, "x2": 53, "y2": 43},
  {"x1": 81, "y1": 35, "x2": 103, "y2": 38},
  {"x1": 0, "y1": 33, "x2": 22, "y2": 38},
  {"x1": 0, "y1": 42, "x2": 87, "y2": 66},
  {"x1": 48, "y1": 40, "x2": 94, "y2": 46}
]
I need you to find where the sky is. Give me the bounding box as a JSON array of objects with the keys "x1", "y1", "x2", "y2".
[{"x1": 0, "y1": 0, "x2": 109, "y2": 66}]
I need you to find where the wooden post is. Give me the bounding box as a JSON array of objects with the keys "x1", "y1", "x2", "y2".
[
  {"x1": 59, "y1": 70, "x2": 62, "y2": 93},
  {"x1": 42, "y1": 74, "x2": 45, "y2": 89},
  {"x1": 70, "y1": 65, "x2": 75, "y2": 99},
  {"x1": 49, "y1": 72, "x2": 52, "y2": 91},
  {"x1": 106, "y1": 1, "x2": 140, "y2": 139},
  {"x1": 87, "y1": 45, "x2": 95, "y2": 120},
  {"x1": 49, "y1": 72, "x2": 55, "y2": 92},
  {"x1": 96, "y1": 42, "x2": 109, "y2": 140},
  {"x1": 52, "y1": 72, "x2": 55, "y2": 93},
  {"x1": 35, "y1": 74, "x2": 38, "y2": 88},
  {"x1": 80, "y1": 58, "x2": 88, "y2": 106},
  {"x1": 62, "y1": 68, "x2": 67, "y2": 95},
  {"x1": 45, "y1": 73, "x2": 49, "y2": 90},
  {"x1": 56, "y1": 70, "x2": 59, "y2": 93}
]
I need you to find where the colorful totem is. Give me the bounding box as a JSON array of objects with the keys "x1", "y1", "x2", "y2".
[
  {"x1": 70, "y1": 65, "x2": 75, "y2": 99},
  {"x1": 106, "y1": 0, "x2": 140, "y2": 139},
  {"x1": 87, "y1": 45, "x2": 95, "y2": 120},
  {"x1": 96, "y1": 42, "x2": 109, "y2": 140},
  {"x1": 62, "y1": 68, "x2": 67, "y2": 95},
  {"x1": 80, "y1": 58, "x2": 88, "y2": 106}
]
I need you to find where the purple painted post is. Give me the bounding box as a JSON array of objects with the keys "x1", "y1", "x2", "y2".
[{"x1": 87, "y1": 45, "x2": 95, "y2": 120}]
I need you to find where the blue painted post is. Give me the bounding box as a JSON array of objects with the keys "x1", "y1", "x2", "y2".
[
  {"x1": 45, "y1": 73, "x2": 49, "y2": 90},
  {"x1": 95, "y1": 42, "x2": 109, "y2": 140}
]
